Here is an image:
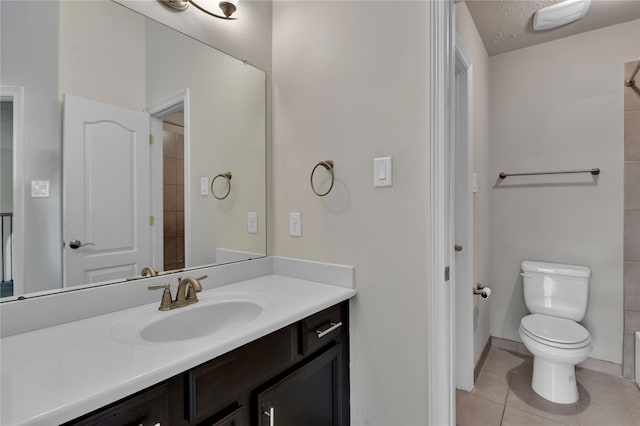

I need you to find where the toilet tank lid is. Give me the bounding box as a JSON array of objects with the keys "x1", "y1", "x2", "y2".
[{"x1": 521, "y1": 260, "x2": 591, "y2": 278}]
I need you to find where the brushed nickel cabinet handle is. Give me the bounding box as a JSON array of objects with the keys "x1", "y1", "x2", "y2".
[
  {"x1": 316, "y1": 321, "x2": 342, "y2": 338},
  {"x1": 264, "y1": 406, "x2": 274, "y2": 426}
]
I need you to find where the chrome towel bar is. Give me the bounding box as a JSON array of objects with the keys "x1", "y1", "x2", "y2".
[
  {"x1": 498, "y1": 168, "x2": 600, "y2": 180},
  {"x1": 625, "y1": 61, "x2": 640, "y2": 87}
]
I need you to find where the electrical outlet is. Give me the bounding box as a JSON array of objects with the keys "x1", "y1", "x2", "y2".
[
  {"x1": 248, "y1": 212, "x2": 258, "y2": 234},
  {"x1": 289, "y1": 212, "x2": 302, "y2": 237}
]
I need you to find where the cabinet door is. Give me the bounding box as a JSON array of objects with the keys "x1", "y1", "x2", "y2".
[
  {"x1": 208, "y1": 404, "x2": 244, "y2": 426},
  {"x1": 257, "y1": 344, "x2": 342, "y2": 426}
]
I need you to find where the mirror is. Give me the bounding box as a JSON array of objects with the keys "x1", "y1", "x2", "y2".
[{"x1": 0, "y1": 0, "x2": 266, "y2": 300}]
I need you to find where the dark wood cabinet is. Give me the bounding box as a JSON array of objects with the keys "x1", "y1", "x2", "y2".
[
  {"x1": 207, "y1": 404, "x2": 245, "y2": 426},
  {"x1": 185, "y1": 326, "x2": 297, "y2": 425},
  {"x1": 63, "y1": 383, "x2": 170, "y2": 426},
  {"x1": 299, "y1": 303, "x2": 344, "y2": 356},
  {"x1": 256, "y1": 344, "x2": 342, "y2": 426},
  {"x1": 66, "y1": 302, "x2": 349, "y2": 426}
]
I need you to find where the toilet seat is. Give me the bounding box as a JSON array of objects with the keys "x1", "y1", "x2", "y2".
[{"x1": 520, "y1": 314, "x2": 591, "y2": 349}]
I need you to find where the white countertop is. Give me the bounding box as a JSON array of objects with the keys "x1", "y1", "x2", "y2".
[{"x1": 0, "y1": 274, "x2": 356, "y2": 425}]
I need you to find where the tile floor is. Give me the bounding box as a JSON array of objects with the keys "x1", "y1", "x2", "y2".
[{"x1": 456, "y1": 348, "x2": 640, "y2": 426}]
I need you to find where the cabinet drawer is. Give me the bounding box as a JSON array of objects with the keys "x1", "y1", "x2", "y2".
[
  {"x1": 186, "y1": 326, "x2": 296, "y2": 423},
  {"x1": 65, "y1": 384, "x2": 169, "y2": 426},
  {"x1": 299, "y1": 304, "x2": 345, "y2": 356}
]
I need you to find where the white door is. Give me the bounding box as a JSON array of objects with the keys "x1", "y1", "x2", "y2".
[
  {"x1": 453, "y1": 47, "x2": 475, "y2": 391},
  {"x1": 63, "y1": 95, "x2": 151, "y2": 287}
]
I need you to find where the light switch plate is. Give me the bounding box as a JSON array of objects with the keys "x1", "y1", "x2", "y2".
[
  {"x1": 289, "y1": 212, "x2": 302, "y2": 237},
  {"x1": 31, "y1": 180, "x2": 50, "y2": 198},
  {"x1": 248, "y1": 212, "x2": 258, "y2": 234},
  {"x1": 200, "y1": 177, "x2": 209, "y2": 196},
  {"x1": 374, "y1": 157, "x2": 392, "y2": 187}
]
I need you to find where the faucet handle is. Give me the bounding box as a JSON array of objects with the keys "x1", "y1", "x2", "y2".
[
  {"x1": 148, "y1": 284, "x2": 173, "y2": 311},
  {"x1": 148, "y1": 284, "x2": 169, "y2": 290}
]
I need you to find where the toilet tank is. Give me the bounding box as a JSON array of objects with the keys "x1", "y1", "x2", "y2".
[{"x1": 521, "y1": 260, "x2": 591, "y2": 321}]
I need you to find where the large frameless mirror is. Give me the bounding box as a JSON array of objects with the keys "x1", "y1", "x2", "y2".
[{"x1": 0, "y1": 0, "x2": 266, "y2": 301}]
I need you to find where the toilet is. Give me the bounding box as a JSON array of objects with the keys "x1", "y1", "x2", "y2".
[{"x1": 519, "y1": 260, "x2": 592, "y2": 404}]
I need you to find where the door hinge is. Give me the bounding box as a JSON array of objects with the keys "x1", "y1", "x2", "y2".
[
  {"x1": 150, "y1": 215, "x2": 155, "y2": 226},
  {"x1": 444, "y1": 266, "x2": 450, "y2": 282},
  {"x1": 149, "y1": 134, "x2": 153, "y2": 145}
]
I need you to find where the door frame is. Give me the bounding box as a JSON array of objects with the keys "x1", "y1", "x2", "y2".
[
  {"x1": 454, "y1": 38, "x2": 475, "y2": 392},
  {"x1": 0, "y1": 86, "x2": 25, "y2": 295},
  {"x1": 427, "y1": 0, "x2": 456, "y2": 425},
  {"x1": 146, "y1": 89, "x2": 191, "y2": 270}
]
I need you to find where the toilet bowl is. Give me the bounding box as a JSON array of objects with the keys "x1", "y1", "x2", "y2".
[
  {"x1": 520, "y1": 260, "x2": 592, "y2": 404},
  {"x1": 519, "y1": 314, "x2": 592, "y2": 403}
]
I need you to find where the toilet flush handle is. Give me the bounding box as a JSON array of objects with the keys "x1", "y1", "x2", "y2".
[{"x1": 520, "y1": 273, "x2": 532, "y2": 278}]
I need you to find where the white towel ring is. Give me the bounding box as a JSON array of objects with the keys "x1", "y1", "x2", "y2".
[
  {"x1": 310, "y1": 160, "x2": 334, "y2": 197},
  {"x1": 211, "y1": 172, "x2": 232, "y2": 200}
]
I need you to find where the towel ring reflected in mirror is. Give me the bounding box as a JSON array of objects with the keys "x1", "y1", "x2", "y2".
[
  {"x1": 211, "y1": 172, "x2": 232, "y2": 200},
  {"x1": 310, "y1": 160, "x2": 334, "y2": 197}
]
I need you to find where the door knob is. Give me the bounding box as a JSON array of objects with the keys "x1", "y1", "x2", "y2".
[
  {"x1": 454, "y1": 245, "x2": 463, "y2": 252},
  {"x1": 68, "y1": 239, "x2": 95, "y2": 249}
]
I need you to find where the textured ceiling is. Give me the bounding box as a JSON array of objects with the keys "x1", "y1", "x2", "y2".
[{"x1": 465, "y1": 0, "x2": 640, "y2": 56}]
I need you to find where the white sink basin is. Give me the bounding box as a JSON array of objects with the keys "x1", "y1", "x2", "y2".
[{"x1": 111, "y1": 295, "x2": 265, "y2": 344}]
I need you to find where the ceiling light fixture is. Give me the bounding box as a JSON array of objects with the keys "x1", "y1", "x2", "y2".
[
  {"x1": 159, "y1": 0, "x2": 239, "y2": 20},
  {"x1": 533, "y1": 0, "x2": 591, "y2": 31}
]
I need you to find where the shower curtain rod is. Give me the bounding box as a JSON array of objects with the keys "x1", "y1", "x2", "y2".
[{"x1": 625, "y1": 62, "x2": 640, "y2": 87}]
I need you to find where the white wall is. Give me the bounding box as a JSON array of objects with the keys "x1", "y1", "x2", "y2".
[
  {"x1": 115, "y1": 0, "x2": 274, "y2": 244},
  {"x1": 272, "y1": 2, "x2": 430, "y2": 424},
  {"x1": 116, "y1": 0, "x2": 272, "y2": 73},
  {"x1": 456, "y1": 2, "x2": 492, "y2": 365},
  {"x1": 146, "y1": 20, "x2": 266, "y2": 266},
  {"x1": 1, "y1": 1, "x2": 61, "y2": 293},
  {"x1": 489, "y1": 20, "x2": 640, "y2": 364},
  {"x1": 59, "y1": 1, "x2": 146, "y2": 111}
]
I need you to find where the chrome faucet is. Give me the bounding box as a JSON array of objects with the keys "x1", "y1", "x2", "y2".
[{"x1": 147, "y1": 275, "x2": 207, "y2": 311}]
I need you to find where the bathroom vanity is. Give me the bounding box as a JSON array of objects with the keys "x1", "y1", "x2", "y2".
[
  {"x1": 0, "y1": 257, "x2": 356, "y2": 425},
  {"x1": 65, "y1": 302, "x2": 348, "y2": 426}
]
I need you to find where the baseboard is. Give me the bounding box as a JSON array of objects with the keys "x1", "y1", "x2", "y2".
[
  {"x1": 491, "y1": 336, "x2": 532, "y2": 357},
  {"x1": 490, "y1": 336, "x2": 623, "y2": 377},
  {"x1": 577, "y1": 356, "x2": 624, "y2": 377},
  {"x1": 474, "y1": 338, "x2": 491, "y2": 381}
]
